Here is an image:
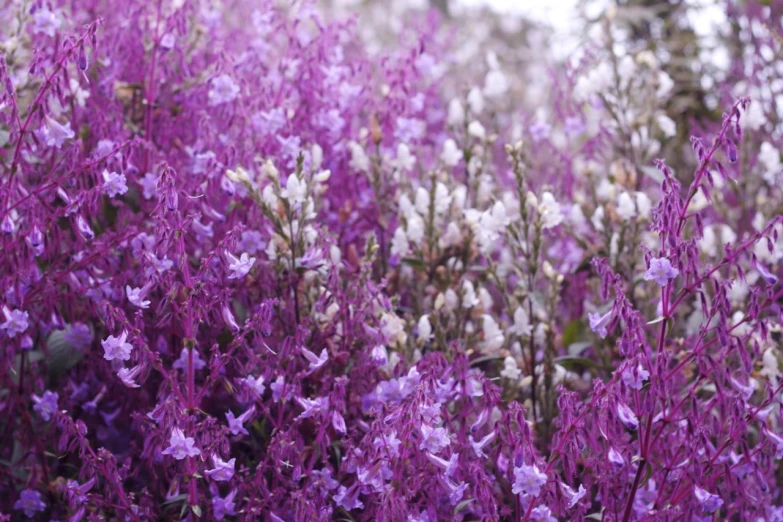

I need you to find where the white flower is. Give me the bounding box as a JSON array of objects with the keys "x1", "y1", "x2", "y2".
[
  {"x1": 394, "y1": 143, "x2": 416, "y2": 172},
  {"x1": 439, "y1": 222, "x2": 461, "y2": 249},
  {"x1": 510, "y1": 307, "x2": 532, "y2": 337},
  {"x1": 482, "y1": 315, "x2": 504, "y2": 354},
  {"x1": 538, "y1": 192, "x2": 563, "y2": 229},
  {"x1": 468, "y1": 121, "x2": 486, "y2": 140},
  {"x1": 656, "y1": 71, "x2": 674, "y2": 98},
  {"x1": 69, "y1": 79, "x2": 90, "y2": 107},
  {"x1": 462, "y1": 280, "x2": 479, "y2": 309},
  {"x1": 281, "y1": 174, "x2": 307, "y2": 206},
  {"x1": 591, "y1": 207, "x2": 605, "y2": 231},
  {"x1": 656, "y1": 114, "x2": 677, "y2": 138},
  {"x1": 208, "y1": 74, "x2": 240, "y2": 106},
  {"x1": 447, "y1": 98, "x2": 465, "y2": 126},
  {"x1": 348, "y1": 141, "x2": 370, "y2": 172},
  {"x1": 390, "y1": 227, "x2": 409, "y2": 257},
  {"x1": 441, "y1": 139, "x2": 462, "y2": 167},
  {"x1": 467, "y1": 87, "x2": 484, "y2": 115},
  {"x1": 742, "y1": 100, "x2": 767, "y2": 131},
  {"x1": 635, "y1": 192, "x2": 652, "y2": 219},
  {"x1": 483, "y1": 69, "x2": 509, "y2": 99},
  {"x1": 381, "y1": 312, "x2": 406, "y2": 345},
  {"x1": 759, "y1": 142, "x2": 781, "y2": 184},
  {"x1": 406, "y1": 215, "x2": 425, "y2": 243},
  {"x1": 417, "y1": 315, "x2": 432, "y2": 341},
  {"x1": 616, "y1": 192, "x2": 636, "y2": 220},
  {"x1": 500, "y1": 356, "x2": 521, "y2": 380}
]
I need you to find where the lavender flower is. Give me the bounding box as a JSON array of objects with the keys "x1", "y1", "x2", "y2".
[
  {"x1": 226, "y1": 252, "x2": 256, "y2": 279},
  {"x1": 212, "y1": 489, "x2": 238, "y2": 520},
  {"x1": 208, "y1": 74, "x2": 240, "y2": 106},
  {"x1": 205, "y1": 455, "x2": 236, "y2": 481},
  {"x1": 512, "y1": 464, "x2": 547, "y2": 497},
  {"x1": 14, "y1": 489, "x2": 46, "y2": 517},
  {"x1": 102, "y1": 169, "x2": 128, "y2": 198},
  {"x1": 31, "y1": 390, "x2": 58, "y2": 421},
  {"x1": 644, "y1": 257, "x2": 679, "y2": 286},
  {"x1": 101, "y1": 331, "x2": 133, "y2": 361},
  {"x1": 161, "y1": 427, "x2": 201, "y2": 460},
  {"x1": 1, "y1": 307, "x2": 29, "y2": 338},
  {"x1": 616, "y1": 402, "x2": 640, "y2": 431},
  {"x1": 694, "y1": 486, "x2": 723, "y2": 513},
  {"x1": 588, "y1": 309, "x2": 612, "y2": 339}
]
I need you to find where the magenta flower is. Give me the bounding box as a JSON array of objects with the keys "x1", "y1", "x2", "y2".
[
  {"x1": 161, "y1": 427, "x2": 201, "y2": 460},
  {"x1": 643, "y1": 257, "x2": 679, "y2": 286},
  {"x1": 172, "y1": 348, "x2": 206, "y2": 371}
]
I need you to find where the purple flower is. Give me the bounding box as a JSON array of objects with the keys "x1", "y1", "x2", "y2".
[
  {"x1": 208, "y1": 74, "x2": 240, "y2": 106},
  {"x1": 102, "y1": 331, "x2": 133, "y2": 361},
  {"x1": 512, "y1": 463, "x2": 547, "y2": 497},
  {"x1": 419, "y1": 424, "x2": 450, "y2": 453},
  {"x1": 126, "y1": 283, "x2": 152, "y2": 308},
  {"x1": 334, "y1": 484, "x2": 364, "y2": 511},
  {"x1": 117, "y1": 365, "x2": 142, "y2": 388},
  {"x1": 621, "y1": 364, "x2": 650, "y2": 390},
  {"x1": 205, "y1": 454, "x2": 236, "y2": 481},
  {"x1": 226, "y1": 252, "x2": 256, "y2": 280},
  {"x1": 37, "y1": 115, "x2": 74, "y2": 148},
  {"x1": 296, "y1": 396, "x2": 330, "y2": 420},
  {"x1": 161, "y1": 427, "x2": 201, "y2": 460},
  {"x1": 530, "y1": 505, "x2": 557, "y2": 521},
  {"x1": 64, "y1": 323, "x2": 93, "y2": 349},
  {"x1": 443, "y1": 478, "x2": 469, "y2": 505},
  {"x1": 14, "y1": 489, "x2": 46, "y2": 517},
  {"x1": 426, "y1": 451, "x2": 459, "y2": 477},
  {"x1": 1, "y1": 307, "x2": 29, "y2": 338},
  {"x1": 616, "y1": 402, "x2": 639, "y2": 431},
  {"x1": 243, "y1": 374, "x2": 265, "y2": 397},
  {"x1": 31, "y1": 390, "x2": 58, "y2": 421},
  {"x1": 302, "y1": 347, "x2": 328, "y2": 372},
  {"x1": 470, "y1": 431, "x2": 496, "y2": 458},
  {"x1": 643, "y1": 257, "x2": 679, "y2": 287},
  {"x1": 271, "y1": 376, "x2": 291, "y2": 403},
  {"x1": 212, "y1": 489, "x2": 238, "y2": 520},
  {"x1": 172, "y1": 348, "x2": 206, "y2": 371},
  {"x1": 694, "y1": 486, "x2": 723, "y2": 513},
  {"x1": 561, "y1": 482, "x2": 587, "y2": 508},
  {"x1": 226, "y1": 406, "x2": 255, "y2": 436},
  {"x1": 608, "y1": 448, "x2": 626, "y2": 469},
  {"x1": 588, "y1": 309, "x2": 612, "y2": 339},
  {"x1": 102, "y1": 169, "x2": 128, "y2": 198}
]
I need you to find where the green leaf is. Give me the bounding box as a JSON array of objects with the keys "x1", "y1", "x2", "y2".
[
  {"x1": 567, "y1": 341, "x2": 591, "y2": 357},
  {"x1": 554, "y1": 356, "x2": 598, "y2": 371},
  {"x1": 639, "y1": 461, "x2": 654, "y2": 489},
  {"x1": 46, "y1": 329, "x2": 85, "y2": 377},
  {"x1": 161, "y1": 493, "x2": 188, "y2": 506},
  {"x1": 470, "y1": 355, "x2": 504, "y2": 367},
  {"x1": 454, "y1": 498, "x2": 475, "y2": 513},
  {"x1": 191, "y1": 505, "x2": 202, "y2": 517},
  {"x1": 586, "y1": 512, "x2": 603, "y2": 520},
  {"x1": 562, "y1": 320, "x2": 586, "y2": 348},
  {"x1": 401, "y1": 257, "x2": 426, "y2": 271},
  {"x1": 647, "y1": 316, "x2": 666, "y2": 325}
]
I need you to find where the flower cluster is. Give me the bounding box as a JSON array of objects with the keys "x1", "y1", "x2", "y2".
[{"x1": 2, "y1": 0, "x2": 783, "y2": 520}]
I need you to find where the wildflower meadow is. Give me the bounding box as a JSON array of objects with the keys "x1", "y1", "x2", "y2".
[{"x1": 2, "y1": 0, "x2": 783, "y2": 520}]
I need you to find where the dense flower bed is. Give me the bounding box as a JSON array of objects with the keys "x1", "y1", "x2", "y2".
[{"x1": 2, "y1": 0, "x2": 783, "y2": 520}]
